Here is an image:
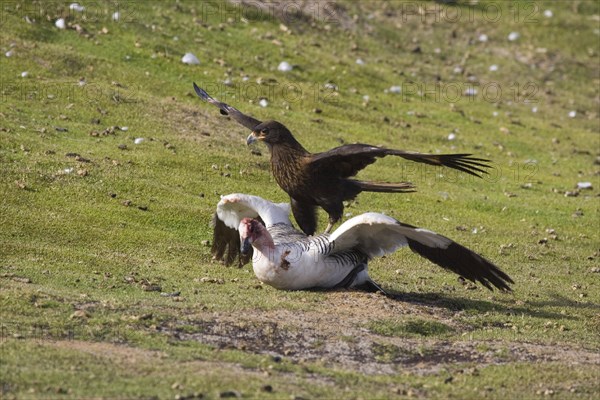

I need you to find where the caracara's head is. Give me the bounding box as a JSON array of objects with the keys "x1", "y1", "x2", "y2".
[
  {"x1": 246, "y1": 121, "x2": 296, "y2": 147},
  {"x1": 238, "y1": 217, "x2": 268, "y2": 255}
]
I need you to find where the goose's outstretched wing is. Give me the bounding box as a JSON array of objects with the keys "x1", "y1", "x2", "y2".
[
  {"x1": 329, "y1": 213, "x2": 513, "y2": 291},
  {"x1": 211, "y1": 213, "x2": 253, "y2": 267},
  {"x1": 193, "y1": 83, "x2": 262, "y2": 130},
  {"x1": 211, "y1": 194, "x2": 292, "y2": 267},
  {"x1": 216, "y1": 193, "x2": 291, "y2": 229}
]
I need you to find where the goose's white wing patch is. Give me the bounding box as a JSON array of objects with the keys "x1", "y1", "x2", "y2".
[
  {"x1": 329, "y1": 212, "x2": 452, "y2": 258},
  {"x1": 217, "y1": 193, "x2": 292, "y2": 229}
]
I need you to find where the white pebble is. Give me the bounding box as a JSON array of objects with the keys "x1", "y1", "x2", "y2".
[
  {"x1": 464, "y1": 88, "x2": 478, "y2": 96},
  {"x1": 134, "y1": 138, "x2": 144, "y2": 144},
  {"x1": 277, "y1": 61, "x2": 293, "y2": 72},
  {"x1": 577, "y1": 182, "x2": 592, "y2": 190},
  {"x1": 242, "y1": 76, "x2": 250, "y2": 82},
  {"x1": 489, "y1": 64, "x2": 498, "y2": 72},
  {"x1": 112, "y1": 11, "x2": 120, "y2": 21},
  {"x1": 63, "y1": 168, "x2": 74, "y2": 174},
  {"x1": 78, "y1": 78, "x2": 86, "y2": 86},
  {"x1": 121, "y1": 126, "x2": 129, "y2": 131},
  {"x1": 492, "y1": 111, "x2": 499, "y2": 117},
  {"x1": 20, "y1": 71, "x2": 28, "y2": 78},
  {"x1": 5, "y1": 50, "x2": 13, "y2": 57},
  {"x1": 478, "y1": 34, "x2": 488, "y2": 42},
  {"x1": 453, "y1": 66, "x2": 463, "y2": 74},
  {"x1": 508, "y1": 32, "x2": 520, "y2": 41},
  {"x1": 389, "y1": 85, "x2": 402, "y2": 94},
  {"x1": 544, "y1": 10, "x2": 553, "y2": 18},
  {"x1": 172, "y1": 36, "x2": 179, "y2": 41},
  {"x1": 181, "y1": 52, "x2": 200, "y2": 65},
  {"x1": 362, "y1": 95, "x2": 370, "y2": 102},
  {"x1": 55, "y1": 18, "x2": 66, "y2": 29},
  {"x1": 259, "y1": 99, "x2": 268, "y2": 107},
  {"x1": 568, "y1": 110, "x2": 577, "y2": 118},
  {"x1": 447, "y1": 133, "x2": 456, "y2": 141},
  {"x1": 355, "y1": 58, "x2": 365, "y2": 65},
  {"x1": 69, "y1": 3, "x2": 85, "y2": 12},
  {"x1": 532, "y1": 106, "x2": 538, "y2": 113},
  {"x1": 324, "y1": 83, "x2": 338, "y2": 90}
]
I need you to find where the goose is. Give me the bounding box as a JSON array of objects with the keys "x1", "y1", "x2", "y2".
[{"x1": 211, "y1": 193, "x2": 513, "y2": 293}]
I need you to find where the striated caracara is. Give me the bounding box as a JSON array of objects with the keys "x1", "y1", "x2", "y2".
[{"x1": 195, "y1": 83, "x2": 491, "y2": 235}]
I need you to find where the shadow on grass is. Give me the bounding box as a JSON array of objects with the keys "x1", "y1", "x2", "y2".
[
  {"x1": 526, "y1": 292, "x2": 600, "y2": 311},
  {"x1": 382, "y1": 290, "x2": 593, "y2": 321}
]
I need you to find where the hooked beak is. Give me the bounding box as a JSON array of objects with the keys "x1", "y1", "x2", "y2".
[
  {"x1": 240, "y1": 237, "x2": 253, "y2": 255},
  {"x1": 246, "y1": 132, "x2": 259, "y2": 145}
]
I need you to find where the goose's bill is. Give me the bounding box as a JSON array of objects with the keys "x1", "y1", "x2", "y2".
[{"x1": 241, "y1": 237, "x2": 253, "y2": 255}]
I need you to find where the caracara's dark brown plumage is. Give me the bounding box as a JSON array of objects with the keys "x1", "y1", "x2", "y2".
[{"x1": 194, "y1": 83, "x2": 491, "y2": 235}]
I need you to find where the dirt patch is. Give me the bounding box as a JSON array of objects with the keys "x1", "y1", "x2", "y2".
[
  {"x1": 228, "y1": 0, "x2": 356, "y2": 30},
  {"x1": 47, "y1": 340, "x2": 167, "y2": 365},
  {"x1": 44, "y1": 340, "x2": 273, "y2": 378},
  {"x1": 160, "y1": 291, "x2": 600, "y2": 375}
]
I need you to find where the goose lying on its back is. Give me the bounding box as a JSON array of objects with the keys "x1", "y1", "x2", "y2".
[{"x1": 212, "y1": 193, "x2": 514, "y2": 293}]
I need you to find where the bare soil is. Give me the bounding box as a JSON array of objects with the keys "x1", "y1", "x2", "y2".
[{"x1": 159, "y1": 291, "x2": 600, "y2": 375}]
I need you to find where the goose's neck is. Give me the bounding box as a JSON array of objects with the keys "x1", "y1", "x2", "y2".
[{"x1": 252, "y1": 229, "x2": 276, "y2": 256}]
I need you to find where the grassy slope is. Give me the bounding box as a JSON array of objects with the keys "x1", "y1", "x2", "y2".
[{"x1": 1, "y1": 0, "x2": 599, "y2": 398}]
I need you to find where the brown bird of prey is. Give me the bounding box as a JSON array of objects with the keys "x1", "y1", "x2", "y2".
[{"x1": 194, "y1": 83, "x2": 491, "y2": 235}]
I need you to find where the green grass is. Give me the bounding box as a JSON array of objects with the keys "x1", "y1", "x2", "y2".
[{"x1": 1, "y1": 0, "x2": 599, "y2": 398}]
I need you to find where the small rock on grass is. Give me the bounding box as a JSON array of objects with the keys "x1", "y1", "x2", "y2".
[
  {"x1": 70, "y1": 310, "x2": 90, "y2": 319},
  {"x1": 220, "y1": 390, "x2": 241, "y2": 398},
  {"x1": 577, "y1": 182, "x2": 592, "y2": 190},
  {"x1": 141, "y1": 283, "x2": 162, "y2": 292},
  {"x1": 196, "y1": 277, "x2": 224, "y2": 284},
  {"x1": 182, "y1": 53, "x2": 200, "y2": 65}
]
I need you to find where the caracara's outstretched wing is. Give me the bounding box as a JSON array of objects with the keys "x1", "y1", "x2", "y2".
[
  {"x1": 193, "y1": 83, "x2": 262, "y2": 130},
  {"x1": 329, "y1": 213, "x2": 513, "y2": 291},
  {"x1": 310, "y1": 144, "x2": 491, "y2": 178},
  {"x1": 211, "y1": 194, "x2": 292, "y2": 267}
]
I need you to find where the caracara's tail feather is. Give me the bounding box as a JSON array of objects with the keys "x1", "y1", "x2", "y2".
[{"x1": 353, "y1": 180, "x2": 416, "y2": 193}]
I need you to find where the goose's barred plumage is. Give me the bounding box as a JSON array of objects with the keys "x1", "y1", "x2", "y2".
[{"x1": 211, "y1": 194, "x2": 514, "y2": 293}]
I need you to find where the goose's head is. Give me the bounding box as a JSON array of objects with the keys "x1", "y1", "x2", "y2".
[{"x1": 239, "y1": 218, "x2": 272, "y2": 255}]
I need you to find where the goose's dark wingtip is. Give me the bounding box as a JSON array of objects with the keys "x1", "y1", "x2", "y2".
[{"x1": 192, "y1": 82, "x2": 209, "y2": 100}]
